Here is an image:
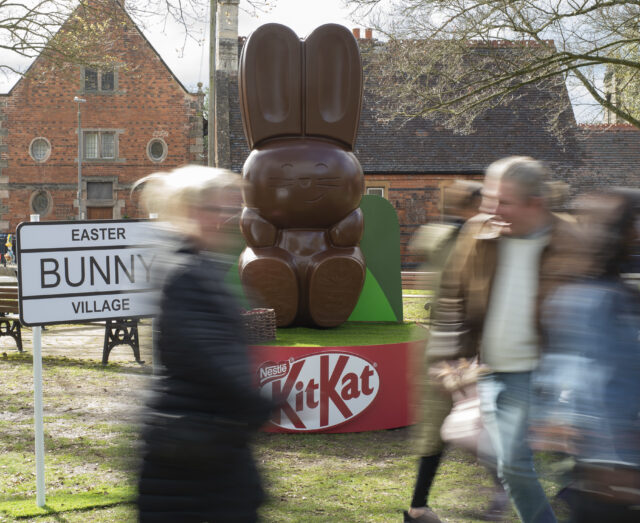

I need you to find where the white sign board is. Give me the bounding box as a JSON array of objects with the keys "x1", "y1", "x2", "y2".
[{"x1": 17, "y1": 220, "x2": 159, "y2": 325}]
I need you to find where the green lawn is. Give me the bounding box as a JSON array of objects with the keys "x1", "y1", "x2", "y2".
[
  {"x1": 403, "y1": 292, "x2": 431, "y2": 324},
  {"x1": 0, "y1": 294, "x2": 568, "y2": 522},
  {"x1": 264, "y1": 322, "x2": 426, "y2": 347}
]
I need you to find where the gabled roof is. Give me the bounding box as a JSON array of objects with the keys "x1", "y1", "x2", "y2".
[{"x1": 3, "y1": 0, "x2": 194, "y2": 96}]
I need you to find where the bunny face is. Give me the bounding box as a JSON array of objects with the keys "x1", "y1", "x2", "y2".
[{"x1": 243, "y1": 139, "x2": 363, "y2": 229}]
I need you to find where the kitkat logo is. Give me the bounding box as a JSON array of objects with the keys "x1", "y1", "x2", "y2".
[{"x1": 259, "y1": 352, "x2": 380, "y2": 431}]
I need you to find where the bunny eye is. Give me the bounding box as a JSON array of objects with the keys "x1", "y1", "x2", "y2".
[
  {"x1": 281, "y1": 163, "x2": 294, "y2": 171},
  {"x1": 315, "y1": 162, "x2": 328, "y2": 172}
]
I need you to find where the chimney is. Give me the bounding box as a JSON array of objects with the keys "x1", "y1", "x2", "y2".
[
  {"x1": 365, "y1": 28, "x2": 373, "y2": 40},
  {"x1": 352, "y1": 28, "x2": 361, "y2": 39},
  {"x1": 217, "y1": 0, "x2": 240, "y2": 72}
]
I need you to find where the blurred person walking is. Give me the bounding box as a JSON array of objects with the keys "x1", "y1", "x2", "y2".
[
  {"x1": 405, "y1": 180, "x2": 510, "y2": 523},
  {"x1": 135, "y1": 166, "x2": 273, "y2": 523},
  {"x1": 4, "y1": 233, "x2": 14, "y2": 264},
  {"x1": 533, "y1": 190, "x2": 640, "y2": 522},
  {"x1": 424, "y1": 157, "x2": 582, "y2": 523},
  {"x1": 409, "y1": 180, "x2": 483, "y2": 292}
]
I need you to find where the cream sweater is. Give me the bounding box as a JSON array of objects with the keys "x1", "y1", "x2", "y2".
[{"x1": 481, "y1": 234, "x2": 550, "y2": 372}]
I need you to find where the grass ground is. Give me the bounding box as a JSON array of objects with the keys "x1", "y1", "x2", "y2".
[
  {"x1": 265, "y1": 322, "x2": 425, "y2": 347},
  {"x1": 0, "y1": 292, "x2": 567, "y2": 522},
  {"x1": 402, "y1": 290, "x2": 432, "y2": 324}
]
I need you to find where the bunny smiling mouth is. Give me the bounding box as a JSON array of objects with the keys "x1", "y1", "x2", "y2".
[{"x1": 305, "y1": 193, "x2": 324, "y2": 203}]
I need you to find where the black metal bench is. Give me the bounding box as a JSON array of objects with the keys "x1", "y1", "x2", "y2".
[
  {"x1": 102, "y1": 318, "x2": 143, "y2": 365},
  {"x1": 0, "y1": 281, "x2": 22, "y2": 352}
]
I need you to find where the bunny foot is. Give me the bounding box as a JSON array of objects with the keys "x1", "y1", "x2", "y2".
[
  {"x1": 241, "y1": 256, "x2": 299, "y2": 327},
  {"x1": 308, "y1": 256, "x2": 365, "y2": 327}
]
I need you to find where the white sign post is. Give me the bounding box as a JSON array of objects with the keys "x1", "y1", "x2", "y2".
[
  {"x1": 28, "y1": 215, "x2": 46, "y2": 507},
  {"x1": 17, "y1": 219, "x2": 159, "y2": 507}
]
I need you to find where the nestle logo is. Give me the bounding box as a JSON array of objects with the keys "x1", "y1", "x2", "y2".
[
  {"x1": 258, "y1": 360, "x2": 290, "y2": 386},
  {"x1": 259, "y1": 352, "x2": 380, "y2": 431}
]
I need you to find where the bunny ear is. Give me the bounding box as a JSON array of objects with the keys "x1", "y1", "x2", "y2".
[
  {"x1": 239, "y1": 23, "x2": 303, "y2": 149},
  {"x1": 304, "y1": 24, "x2": 363, "y2": 149}
]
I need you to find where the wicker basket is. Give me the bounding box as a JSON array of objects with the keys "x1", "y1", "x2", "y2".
[{"x1": 241, "y1": 308, "x2": 276, "y2": 344}]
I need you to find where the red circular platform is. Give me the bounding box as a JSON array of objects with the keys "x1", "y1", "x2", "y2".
[{"x1": 250, "y1": 340, "x2": 424, "y2": 433}]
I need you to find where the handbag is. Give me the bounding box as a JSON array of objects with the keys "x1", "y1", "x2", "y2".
[
  {"x1": 440, "y1": 384, "x2": 483, "y2": 453},
  {"x1": 430, "y1": 358, "x2": 487, "y2": 454}
]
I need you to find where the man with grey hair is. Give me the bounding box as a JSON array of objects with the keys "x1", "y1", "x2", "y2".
[{"x1": 425, "y1": 156, "x2": 581, "y2": 523}]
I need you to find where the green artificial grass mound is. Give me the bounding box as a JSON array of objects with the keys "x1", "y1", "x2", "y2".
[
  {"x1": 0, "y1": 486, "x2": 134, "y2": 518},
  {"x1": 260, "y1": 321, "x2": 427, "y2": 347}
]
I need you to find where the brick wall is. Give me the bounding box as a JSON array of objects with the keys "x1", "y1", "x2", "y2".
[
  {"x1": 366, "y1": 173, "x2": 484, "y2": 268},
  {"x1": 0, "y1": 1, "x2": 204, "y2": 231}
]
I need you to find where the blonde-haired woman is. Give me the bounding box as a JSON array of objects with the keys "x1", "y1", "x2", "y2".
[{"x1": 135, "y1": 166, "x2": 272, "y2": 522}]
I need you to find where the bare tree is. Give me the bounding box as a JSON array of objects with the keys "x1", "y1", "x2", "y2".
[
  {"x1": 0, "y1": 1, "x2": 80, "y2": 74},
  {"x1": 345, "y1": 0, "x2": 640, "y2": 132},
  {"x1": 0, "y1": 0, "x2": 273, "y2": 77},
  {"x1": 125, "y1": 0, "x2": 273, "y2": 54}
]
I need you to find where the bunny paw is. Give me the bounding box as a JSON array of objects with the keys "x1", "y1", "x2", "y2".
[
  {"x1": 308, "y1": 256, "x2": 365, "y2": 327},
  {"x1": 241, "y1": 257, "x2": 299, "y2": 327}
]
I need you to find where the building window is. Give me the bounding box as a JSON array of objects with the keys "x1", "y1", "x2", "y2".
[
  {"x1": 86, "y1": 181, "x2": 113, "y2": 200},
  {"x1": 83, "y1": 68, "x2": 116, "y2": 93},
  {"x1": 83, "y1": 131, "x2": 117, "y2": 160},
  {"x1": 30, "y1": 190, "x2": 53, "y2": 217},
  {"x1": 147, "y1": 138, "x2": 168, "y2": 162},
  {"x1": 85, "y1": 69, "x2": 98, "y2": 90},
  {"x1": 101, "y1": 70, "x2": 114, "y2": 91},
  {"x1": 366, "y1": 187, "x2": 385, "y2": 198},
  {"x1": 29, "y1": 137, "x2": 51, "y2": 162},
  {"x1": 365, "y1": 180, "x2": 390, "y2": 199}
]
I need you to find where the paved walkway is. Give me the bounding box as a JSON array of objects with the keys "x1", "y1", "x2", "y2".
[
  {"x1": 0, "y1": 320, "x2": 154, "y2": 365},
  {"x1": 0, "y1": 264, "x2": 17, "y2": 277}
]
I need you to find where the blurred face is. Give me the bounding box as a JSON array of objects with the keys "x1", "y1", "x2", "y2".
[
  {"x1": 482, "y1": 179, "x2": 547, "y2": 237},
  {"x1": 191, "y1": 189, "x2": 242, "y2": 251}
]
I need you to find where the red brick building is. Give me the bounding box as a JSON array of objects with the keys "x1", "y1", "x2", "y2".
[{"x1": 0, "y1": 0, "x2": 204, "y2": 231}]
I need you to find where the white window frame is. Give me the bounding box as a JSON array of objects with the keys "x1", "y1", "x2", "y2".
[
  {"x1": 147, "y1": 138, "x2": 168, "y2": 163},
  {"x1": 366, "y1": 187, "x2": 385, "y2": 198},
  {"x1": 83, "y1": 130, "x2": 119, "y2": 161},
  {"x1": 29, "y1": 137, "x2": 51, "y2": 163},
  {"x1": 364, "y1": 181, "x2": 390, "y2": 199}
]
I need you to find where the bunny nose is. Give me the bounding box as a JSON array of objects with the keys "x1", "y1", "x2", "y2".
[{"x1": 299, "y1": 178, "x2": 312, "y2": 188}]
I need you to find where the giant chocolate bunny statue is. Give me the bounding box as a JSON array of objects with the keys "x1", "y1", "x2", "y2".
[{"x1": 238, "y1": 23, "x2": 366, "y2": 328}]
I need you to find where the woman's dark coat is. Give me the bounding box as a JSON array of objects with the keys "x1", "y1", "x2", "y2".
[{"x1": 137, "y1": 242, "x2": 272, "y2": 522}]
